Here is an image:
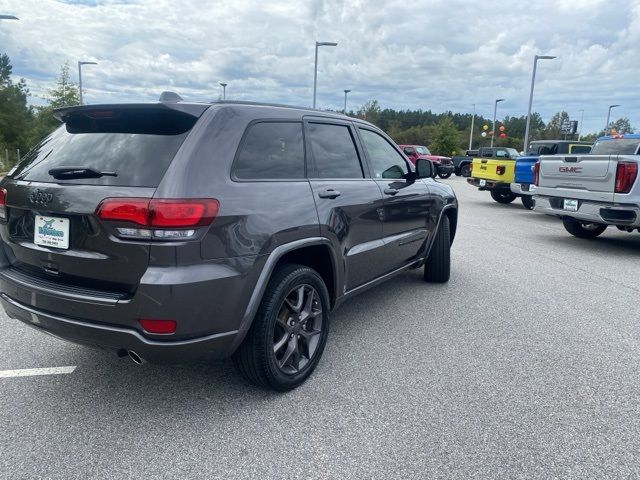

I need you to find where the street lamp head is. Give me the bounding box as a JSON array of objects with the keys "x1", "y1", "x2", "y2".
[
  {"x1": 219, "y1": 82, "x2": 227, "y2": 87},
  {"x1": 0, "y1": 14, "x2": 19, "y2": 20},
  {"x1": 536, "y1": 55, "x2": 556, "y2": 60},
  {"x1": 79, "y1": 61, "x2": 98, "y2": 66},
  {"x1": 316, "y1": 41, "x2": 338, "y2": 47},
  {"x1": 496, "y1": 98, "x2": 505, "y2": 103},
  {"x1": 609, "y1": 104, "x2": 621, "y2": 108},
  {"x1": 344, "y1": 89, "x2": 351, "y2": 94}
]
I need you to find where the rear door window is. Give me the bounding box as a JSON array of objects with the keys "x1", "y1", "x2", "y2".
[
  {"x1": 307, "y1": 123, "x2": 363, "y2": 178},
  {"x1": 234, "y1": 122, "x2": 305, "y2": 179},
  {"x1": 10, "y1": 108, "x2": 199, "y2": 187}
]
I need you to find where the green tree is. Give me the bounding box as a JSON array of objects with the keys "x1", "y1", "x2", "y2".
[
  {"x1": 541, "y1": 111, "x2": 570, "y2": 139},
  {"x1": 28, "y1": 63, "x2": 80, "y2": 146},
  {"x1": 356, "y1": 99, "x2": 381, "y2": 124},
  {"x1": 429, "y1": 117, "x2": 460, "y2": 156},
  {"x1": 0, "y1": 53, "x2": 32, "y2": 167},
  {"x1": 610, "y1": 117, "x2": 634, "y2": 134}
]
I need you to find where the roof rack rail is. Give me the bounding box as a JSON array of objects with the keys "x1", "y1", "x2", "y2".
[{"x1": 159, "y1": 91, "x2": 183, "y2": 103}]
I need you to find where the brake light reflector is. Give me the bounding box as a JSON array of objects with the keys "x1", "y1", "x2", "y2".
[
  {"x1": 138, "y1": 318, "x2": 177, "y2": 334},
  {"x1": 97, "y1": 199, "x2": 149, "y2": 225},
  {"x1": 496, "y1": 165, "x2": 506, "y2": 175},
  {"x1": 615, "y1": 161, "x2": 638, "y2": 194},
  {"x1": 0, "y1": 188, "x2": 6, "y2": 221},
  {"x1": 533, "y1": 161, "x2": 540, "y2": 186}
]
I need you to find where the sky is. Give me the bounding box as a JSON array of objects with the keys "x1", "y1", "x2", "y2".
[{"x1": 0, "y1": 0, "x2": 639, "y2": 135}]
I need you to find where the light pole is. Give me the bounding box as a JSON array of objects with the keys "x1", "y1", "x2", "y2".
[
  {"x1": 468, "y1": 104, "x2": 476, "y2": 150},
  {"x1": 523, "y1": 54, "x2": 556, "y2": 152},
  {"x1": 219, "y1": 82, "x2": 227, "y2": 100},
  {"x1": 78, "y1": 61, "x2": 97, "y2": 105},
  {"x1": 343, "y1": 89, "x2": 351, "y2": 114},
  {"x1": 313, "y1": 41, "x2": 337, "y2": 109},
  {"x1": 605, "y1": 104, "x2": 620, "y2": 135},
  {"x1": 490, "y1": 99, "x2": 505, "y2": 147},
  {"x1": 578, "y1": 109, "x2": 584, "y2": 140},
  {"x1": 0, "y1": 14, "x2": 19, "y2": 20}
]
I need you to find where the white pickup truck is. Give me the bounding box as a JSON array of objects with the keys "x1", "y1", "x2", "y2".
[{"x1": 533, "y1": 134, "x2": 640, "y2": 238}]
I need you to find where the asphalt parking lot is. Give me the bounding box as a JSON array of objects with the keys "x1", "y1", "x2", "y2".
[{"x1": 1, "y1": 175, "x2": 639, "y2": 479}]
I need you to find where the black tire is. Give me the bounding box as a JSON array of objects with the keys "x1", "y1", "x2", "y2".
[
  {"x1": 460, "y1": 164, "x2": 471, "y2": 177},
  {"x1": 562, "y1": 217, "x2": 607, "y2": 239},
  {"x1": 438, "y1": 171, "x2": 452, "y2": 179},
  {"x1": 521, "y1": 195, "x2": 535, "y2": 210},
  {"x1": 424, "y1": 214, "x2": 451, "y2": 283},
  {"x1": 490, "y1": 189, "x2": 517, "y2": 204},
  {"x1": 232, "y1": 264, "x2": 330, "y2": 391}
]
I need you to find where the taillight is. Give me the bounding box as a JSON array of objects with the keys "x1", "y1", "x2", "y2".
[
  {"x1": 96, "y1": 198, "x2": 219, "y2": 240},
  {"x1": 496, "y1": 165, "x2": 506, "y2": 175},
  {"x1": 138, "y1": 318, "x2": 177, "y2": 334},
  {"x1": 0, "y1": 188, "x2": 6, "y2": 221},
  {"x1": 533, "y1": 161, "x2": 540, "y2": 186},
  {"x1": 615, "y1": 161, "x2": 638, "y2": 194}
]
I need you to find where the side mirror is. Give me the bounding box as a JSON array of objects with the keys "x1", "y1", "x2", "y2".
[{"x1": 415, "y1": 158, "x2": 434, "y2": 179}]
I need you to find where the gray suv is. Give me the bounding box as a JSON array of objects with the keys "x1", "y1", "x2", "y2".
[{"x1": 0, "y1": 95, "x2": 457, "y2": 390}]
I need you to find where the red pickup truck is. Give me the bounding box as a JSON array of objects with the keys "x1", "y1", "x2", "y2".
[{"x1": 399, "y1": 145, "x2": 454, "y2": 179}]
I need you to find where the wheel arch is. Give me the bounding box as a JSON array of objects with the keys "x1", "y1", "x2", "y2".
[{"x1": 228, "y1": 238, "x2": 339, "y2": 353}]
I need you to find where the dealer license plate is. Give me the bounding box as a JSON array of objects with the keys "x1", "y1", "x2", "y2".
[
  {"x1": 563, "y1": 199, "x2": 578, "y2": 212},
  {"x1": 34, "y1": 215, "x2": 70, "y2": 249},
  {"x1": 479, "y1": 179, "x2": 486, "y2": 187}
]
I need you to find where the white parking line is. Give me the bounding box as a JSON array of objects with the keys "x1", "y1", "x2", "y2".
[{"x1": 0, "y1": 366, "x2": 76, "y2": 378}]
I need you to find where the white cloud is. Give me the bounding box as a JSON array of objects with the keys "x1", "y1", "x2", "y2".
[{"x1": 0, "y1": 0, "x2": 638, "y2": 133}]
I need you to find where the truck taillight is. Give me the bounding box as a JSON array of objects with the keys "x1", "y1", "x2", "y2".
[
  {"x1": 496, "y1": 165, "x2": 505, "y2": 175},
  {"x1": 96, "y1": 198, "x2": 219, "y2": 240},
  {"x1": 533, "y1": 161, "x2": 540, "y2": 186},
  {"x1": 615, "y1": 161, "x2": 638, "y2": 194},
  {"x1": 0, "y1": 188, "x2": 6, "y2": 221}
]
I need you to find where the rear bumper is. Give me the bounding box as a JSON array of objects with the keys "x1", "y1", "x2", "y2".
[
  {"x1": 510, "y1": 183, "x2": 536, "y2": 196},
  {"x1": 467, "y1": 178, "x2": 511, "y2": 191},
  {"x1": 1, "y1": 293, "x2": 238, "y2": 363},
  {"x1": 533, "y1": 196, "x2": 640, "y2": 226}
]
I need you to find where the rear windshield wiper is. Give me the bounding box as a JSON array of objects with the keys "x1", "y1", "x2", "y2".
[{"x1": 48, "y1": 166, "x2": 118, "y2": 180}]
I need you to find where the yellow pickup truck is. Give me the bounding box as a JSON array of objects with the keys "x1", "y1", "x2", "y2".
[{"x1": 466, "y1": 147, "x2": 520, "y2": 203}]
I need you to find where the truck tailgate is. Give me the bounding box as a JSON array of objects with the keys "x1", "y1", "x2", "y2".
[
  {"x1": 536, "y1": 154, "x2": 616, "y2": 202},
  {"x1": 471, "y1": 158, "x2": 515, "y2": 183}
]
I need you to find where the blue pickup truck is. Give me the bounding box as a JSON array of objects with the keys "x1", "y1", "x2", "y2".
[{"x1": 510, "y1": 140, "x2": 592, "y2": 209}]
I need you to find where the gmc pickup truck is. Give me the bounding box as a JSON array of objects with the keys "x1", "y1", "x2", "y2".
[
  {"x1": 533, "y1": 134, "x2": 640, "y2": 238},
  {"x1": 466, "y1": 147, "x2": 521, "y2": 204},
  {"x1": 511, "y1": 140, "x2": 592, "y2": 210}
]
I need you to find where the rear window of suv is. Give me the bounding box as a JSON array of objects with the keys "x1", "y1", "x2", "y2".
[{"x1": 10, "y1": 108, "x2": 198, "y2": 187}]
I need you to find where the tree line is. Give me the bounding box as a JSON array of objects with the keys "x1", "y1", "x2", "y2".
[{"x1": 0, "y1": 52, "x2": 636, "y2": 167}]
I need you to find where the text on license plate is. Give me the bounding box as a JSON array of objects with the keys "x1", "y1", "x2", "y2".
[
  {"x1": 34, "y1": 215, "x2": 70, "y2": 249},
  {"x1": 479, "y1": 179, "x2": 486, "y2": 187},
  {"x1": 563, "y1": 199, "x2": 578, "y2": 212}
]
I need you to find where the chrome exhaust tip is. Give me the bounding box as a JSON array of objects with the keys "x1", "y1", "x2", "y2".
[{"x1": 128, "y1": 350, "x2": 146, "y2": 365}]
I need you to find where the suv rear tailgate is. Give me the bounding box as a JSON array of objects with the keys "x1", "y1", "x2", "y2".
[
  {"x1": 471, "y1": 158, "x2": 515, "y2": 182},
  {"x1": 536, "y1": 154, "x2": 616, "y2": 202},
  {"x1": 0, "y1": 104, "x2": 205, "y2": 297}
]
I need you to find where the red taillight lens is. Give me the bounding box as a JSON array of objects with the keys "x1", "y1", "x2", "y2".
[
  {"x1": 0, "y1": 188, "x2": 7, "y2": 221},
  {"x1": 138, "y1": 318, "x2": 177, "y2": 334},
  {"x1": 533, "y1": 161, "x2": 540, "y2": 186},
  {"x1": 615, "y1": 161, "x2": 638, "y2": 194},
  {"x1": 96, "y1": 198, "x2": 219, "y2": 227},
  {"x1": 97, "y1": 199, "x2": 149, "y2": 225},
  {"x1": 150, "y1": 199, "x2": 219, "y2": 227},
  {"x1": 496, "y1": 165, "x2": 505, "y2": 175}
]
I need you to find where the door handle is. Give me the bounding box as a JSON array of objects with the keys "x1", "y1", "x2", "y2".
[
  {"x1": 318, "y1": 189, "x2": 341, "y2": 199},
  {"x1": 384, "y1": 188, "x2": 399, "y2": 196}
]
